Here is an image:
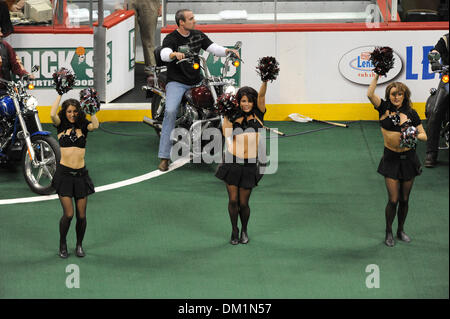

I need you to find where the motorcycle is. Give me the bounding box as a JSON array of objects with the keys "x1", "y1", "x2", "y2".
[
  {"x1": 425, "y1": 60, "x2": 449, "y2": 150},
  {"x1": 142, "y1": 41, "x2": 242, "y2": 157},
  {"x1": 0, "y1": 67, "x2": 61, "y2": 195}
]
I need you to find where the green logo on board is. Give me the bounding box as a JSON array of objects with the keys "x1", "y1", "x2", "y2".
[
  {"x1": 14, "y1": 47, "x2": 112, "y2": 88},
  {"x1": 106, "y1": 41, "x2": 112, "y2": 84},
  {"x1": 129, "y1": 28, "x2": 135, "y2": 70},
  {"x1": 203, "y1": 47, "x2": 241, "y2": 87}
]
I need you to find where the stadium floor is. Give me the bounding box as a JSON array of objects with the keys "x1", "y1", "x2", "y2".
[{"x1": 0, "y1": 120, "x2": 448, "y2": 299}]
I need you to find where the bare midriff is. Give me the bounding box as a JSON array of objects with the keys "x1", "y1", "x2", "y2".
[{"x1": 58, "y1": 128, "x2": 86, "y2": 169}]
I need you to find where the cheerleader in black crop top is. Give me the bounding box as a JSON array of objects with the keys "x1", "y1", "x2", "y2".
[
  {"x1": 367, "y1": 75, "x2": 427, "y2": 247},
  {"x1": 50, "y1": 93, "x2": 99, "y2": 258},
  {"x1": 215, "y1": 82, "x2": 268, "y2": 245}
]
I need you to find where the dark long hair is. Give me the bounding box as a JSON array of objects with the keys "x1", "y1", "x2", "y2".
[
  {"x1": 57, "y1": 98, "x2": 86, "y2": 128},
  {"x1": 236, "y1": 86, "x2": 258, "y2": 111},
  {"x1": 384, "y1": 82, "x2": 413, "y2": 111}
]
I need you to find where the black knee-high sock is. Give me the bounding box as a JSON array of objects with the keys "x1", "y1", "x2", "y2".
[
  {"x1": 385, "y1": 201, "x2": 398, "y2": 233},
  {"x1": 59, "y1": 215, "x2": 73, "y2": 244},
  {"x1": 228, "y1": 200, "x2": 239, "y2": 233},
  {"x1": 239, "y1": 204, "x2": 250, "y2": 232},
  {"x1": 76, "y1": 217, "x2": 87, "y2": 246},
  {"x1": 397, "y1": 200, "x2": 409, "y2": 233}
]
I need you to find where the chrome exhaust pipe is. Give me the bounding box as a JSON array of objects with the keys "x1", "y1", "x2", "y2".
[{"x1": 143, "y1": 116, "x2": 162, "y2": 129}]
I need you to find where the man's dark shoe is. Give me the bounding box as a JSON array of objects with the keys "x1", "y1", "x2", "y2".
[
  {"x1": 158, "y1": 159, "x2": 169, "y2": 171},
  {"x1": 424, "y1": 152, "x2": 437, "y2": 168}
]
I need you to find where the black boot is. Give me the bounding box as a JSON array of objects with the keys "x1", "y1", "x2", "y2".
[
  {"x1": 384, "y1": 201, "x2": 397, "y2": 247},
  {"x1": 397, "y1": 231, "x2": 411, "y2": 243},
  {"x1": 385, "y1": 231, "x2": 395, "y2": 247},
  {"x1": 239, "y1": 229, "x2": 249, "y2": 244},
  {"x1": 75, "y1": 215, "x2": 87, "y2": 257},
  {"x1": 75, "y1": 244, "x2": 85, "y2": 257},
  {"x1": 59, "y1": 242, "x2": 68, "y2": 258},
  {"x1": 59, "y1": 215, "x2": 72, "y2": 258},
  {"x1": 230, "y1": 228, "x2": 239, "y2": 245},
  {"x1": 424, "y1": 152, "x2": 437, "y2": 168},
  {"x1": 397, "y1": 200, "x2": 411, "y2": 243}
]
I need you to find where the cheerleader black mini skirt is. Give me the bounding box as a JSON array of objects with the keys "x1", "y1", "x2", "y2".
[
  {"x1": 52, "y1": 164, "x2": 95, "y2": 198},
  {"x1": 377, "y1": 147, "x2": 422, "y2": 181},
  {"x1": 215, "y1": 156, "x2": 263, "y2": 189}
]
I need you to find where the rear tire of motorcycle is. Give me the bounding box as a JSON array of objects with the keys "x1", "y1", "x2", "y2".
[
  {"x1": 151, "y1": 94, "x2": 163, "y2": 138},
  {"x1": 22, "y1": 135, "x2": 61, "y2": 195}
]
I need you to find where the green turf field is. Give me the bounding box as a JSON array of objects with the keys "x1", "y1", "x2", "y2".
[{"x1": 0, "y1": 121, "x2": 448, "y2": 299}]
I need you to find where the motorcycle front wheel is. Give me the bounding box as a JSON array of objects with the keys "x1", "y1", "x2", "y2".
[{"x1": 22, "y1": 135, "x2": 61, "y2": 195}]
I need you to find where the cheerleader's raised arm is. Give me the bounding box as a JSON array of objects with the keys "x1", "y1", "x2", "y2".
[{"x1": 367, "y1": 74, "x2": 381, "y2": 108}]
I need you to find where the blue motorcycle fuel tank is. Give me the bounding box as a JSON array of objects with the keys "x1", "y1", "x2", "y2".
[{"x1": 0, "y1": 95, "x2": 16, "y2": 118}]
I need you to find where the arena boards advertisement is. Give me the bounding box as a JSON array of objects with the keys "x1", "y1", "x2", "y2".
[
  {"x1": 7, "y1": 33, "x2": 93, "y2": 104},
  {"x1": 6, "y1": 27, "x2": 448, "y2": 120},
  {"x1": 14, "y1": 46, "x2": 96, "y2": 88},
  {"x1": 104, "y1": 13, "x2": 135, "y2": 102},
  {"x1": 338, "y1": 46, "x2": 403, "y2": 85},
  {"x1": 199, "y1": 28, "x2": 448, "y2": 120},
  {"x1": 7, "y1": 12, "x2": 135, "y2": 105}
]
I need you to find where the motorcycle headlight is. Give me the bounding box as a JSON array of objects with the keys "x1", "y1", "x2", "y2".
[{"x1": 25, "y1": 96, "x2": 38, "y2": 110}]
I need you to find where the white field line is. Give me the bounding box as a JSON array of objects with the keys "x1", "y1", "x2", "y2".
[{"x1": 0, "y1": 157, "x2": 190, "y2": 206}]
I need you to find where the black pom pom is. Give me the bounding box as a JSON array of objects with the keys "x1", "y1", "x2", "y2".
[
  {"x1": 370, "y1": 47, "x2": 395, "y2": 76},
  {"x1": 80, "y1": 87, "x2": 100, "y2": 115},
  {"x1": 256, "y1": 56, "x2": 280, "y2": 82},
  {"x1": 52, "y1": 68, "x2": 76, "y2": 95},
  {"x1": 216, "y1": 93, "x2": 242, "y2": 121}
]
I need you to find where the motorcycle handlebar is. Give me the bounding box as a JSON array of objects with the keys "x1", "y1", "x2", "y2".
[
  {"x1": 0, "y1": 76, "x2": 33, "y2": 96},
  {"x1": 431, "y1": 64, "x2": 449, "y2": 73},
  {"x1": 176, "y1": 57, "x2": 193, "y2": 65},
  {"x1": 228, "y1": 51, "x2": 240, "y2": 60},
  {"x1": 175, "y1": 48, "x2": 243, "y2": 64},
  {"x1": 176, "y1": 52, "x2": 197, "y2": 64},
  {"x1": 0, "y1": 76, "x2": 31, "y2": 85},
  {"x1": 0, "y1": 65, "x2": 37, "y2": 85}
]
